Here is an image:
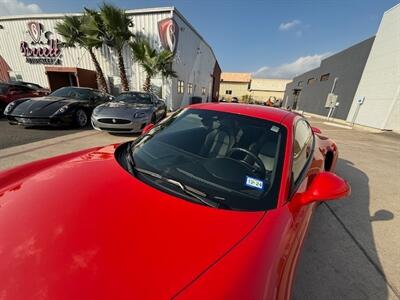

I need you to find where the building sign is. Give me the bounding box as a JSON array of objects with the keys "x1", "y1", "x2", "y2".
[
  {"x1": 158, "y1": 18, "x2": 179, "y2": 53},
  {"x1": 20, "y1": 22, "x2": 62, "y2": 65}
]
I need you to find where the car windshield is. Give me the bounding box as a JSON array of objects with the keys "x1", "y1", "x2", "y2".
[
  {"x1": 119, "y1": 108, "x2": 286, "y2": 211},
  {"x1": 50, "y1": 87, "x2": 93, "y2": 100},
  {"x1": 115, "y1": 92, "x2": 152, "y2": 104},
  {"x1": 25, "y1": 83, "x2": 41, "y2": 90}
]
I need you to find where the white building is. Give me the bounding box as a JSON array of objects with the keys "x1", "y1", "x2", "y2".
[
  {"x1": 0, "y1": 7, "x2": 221, "y2": 110},
  {"x1": 346, "y1": 4, "x2": 400, "y2": 130}
]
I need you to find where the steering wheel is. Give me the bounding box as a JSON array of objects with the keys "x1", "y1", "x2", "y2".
[{"x1": 227, "y1": 147, "x2": 266, "y2": 177}]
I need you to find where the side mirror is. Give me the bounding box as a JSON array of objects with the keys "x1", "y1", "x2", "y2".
[
  {"x1": 311, "y1": 126, "x2": 322, "y2": 134},
  {"x1": 297, "y1": 172, "x2": 350, "y2": 206},
  {"x1": 142, "y1": 123, "x2": 154, "y2": 134}
]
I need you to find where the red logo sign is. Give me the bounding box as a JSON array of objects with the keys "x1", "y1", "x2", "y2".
[
  {"x1": 27, "y1": 21, "x2": 43, "y2": 43},
  {"x1": 20, "y1": 22, "x2": 62, "y2": 65},
  {"x1": 158, "y1": 18, "x2": 179, "y2": 53}
]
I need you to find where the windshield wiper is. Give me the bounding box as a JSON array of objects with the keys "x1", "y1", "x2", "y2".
[{"x1": 134, "y1": 167, "x2": 218, "y2": 208}]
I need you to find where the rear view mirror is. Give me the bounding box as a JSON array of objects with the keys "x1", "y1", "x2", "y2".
[
  {"x1": 298, "y1": 172, "x2": 350, "y2": 205},
  {"x1": 142, "y1": 123, "x2": 154, "y2": 134}
]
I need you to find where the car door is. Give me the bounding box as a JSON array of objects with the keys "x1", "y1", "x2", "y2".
[
  {"x1": 277, "y1": 118, "x2": 318, "y2": 298},
  {"x1": 86, "y1": 91, "x2": 107, "y2": 110},
  {"x1": 151, "y1": 94, "x2": 165, "y2": 120}
]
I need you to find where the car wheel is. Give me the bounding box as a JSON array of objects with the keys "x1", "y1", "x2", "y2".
[
  {"x1": 162, "y1": 108, "x2": 167, "y2": 119},
  {"x1": 75, "y1": 109, "x2": 88, "y2": 127}
]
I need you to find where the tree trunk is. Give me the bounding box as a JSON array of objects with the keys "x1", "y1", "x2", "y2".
[
  {"x1": 143, "y1": 76, "x2": 151, "y2": 92},
  {"x1": 88, "y1": 48, "x2": 109, "y2": 93},
  {"x1": 117, "y1": 48, "x2": 129, "y2": 91}
]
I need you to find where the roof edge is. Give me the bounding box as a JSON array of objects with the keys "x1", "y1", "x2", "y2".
[
  {"x1": 0, "y1": 6, "x2": 175, "y2": 21},
  {"x1": 172, "y1": 7, "x2": 218, "y2": 62}
]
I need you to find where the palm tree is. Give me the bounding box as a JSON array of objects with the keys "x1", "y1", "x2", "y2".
[
  {"x1": 130, "y1": 38, "x2": 176, "y2": 92},
  {"x1": 55, "y1": 15, "x2": 109, "y2": 93},
  {"x1": 99, "y1": 3, "x2": 133, "y2": 91}
]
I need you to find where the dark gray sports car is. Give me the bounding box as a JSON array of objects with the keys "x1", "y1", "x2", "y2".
[
  {"x1": 4, "y1": 86, "x2": 113, "y2": 128},
  {"x1": 91, "y1": 91, "x2": 167, "y2": 133}
]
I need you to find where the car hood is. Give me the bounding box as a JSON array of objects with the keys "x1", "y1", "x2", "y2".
[
  {"x1": 94, "y1": 101, "x2": 153, "y2": 119},
  {"x1": 11, "y1": 96, "x2": 80, "y2": 117},
  {"x1": 0, "y1": 144, "x2": 264, "y2": 300}
]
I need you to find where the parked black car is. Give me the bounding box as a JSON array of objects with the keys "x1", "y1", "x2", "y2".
[
  {"x1": 10, "y1": 81, "x2": 50, "y2": 95},
  {"x1": 4, "y1": 86, "x2": 114, "y2": 128}
]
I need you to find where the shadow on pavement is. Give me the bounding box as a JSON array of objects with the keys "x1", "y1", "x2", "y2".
[{"x1": 293, "y1": 158, "x2": 394, "y2": 299}]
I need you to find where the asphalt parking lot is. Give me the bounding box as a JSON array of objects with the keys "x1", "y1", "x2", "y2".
[
  {"x1": 0, "y1": 117, "x2": 91, "y2": 150},
  {"x1": 0, "y1": 114, "x2": 399, "y2": 299},
  {"x1": 293, "y1": 117, "x2": 400, "y2": 300}
]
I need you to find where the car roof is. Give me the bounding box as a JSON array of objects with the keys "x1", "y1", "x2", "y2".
[
  {"x1": 0, "y1": 83, "x2": 28, "y2": 88},
  {"x1": 189, "y1": 103, "x2": 297, "y2": 126}
]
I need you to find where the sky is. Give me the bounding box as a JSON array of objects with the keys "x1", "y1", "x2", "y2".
[{"x1": 0, "y1": 0, "x2": 399, "y2": 79}]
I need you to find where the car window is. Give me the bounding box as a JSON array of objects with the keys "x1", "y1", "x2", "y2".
[
  {"x1": 26, "y1": 83, "x2": 42, "y2": 90},
  {"x1": 50, "y1": 87, "x2": 92, "y2": 100},
  {"x1": 92, "y1": 91, "x2": 103, "y2": 100},
  {"x1": 115, "y1": 92, "x2": 152, "y2": 104},
  {"x1": 19, "y1": 86, "x2": 35, "y2": 92},
  {"x1": 292, "y1": 119, "x2": 313, "y2": 183},
  {"x1": 120, "y1": 108, "x2": 287, "y2": 211}
]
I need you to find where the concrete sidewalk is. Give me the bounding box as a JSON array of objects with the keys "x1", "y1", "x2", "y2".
[{"x1": 0, "y1": 130, "x2": 135, "y2": 171}]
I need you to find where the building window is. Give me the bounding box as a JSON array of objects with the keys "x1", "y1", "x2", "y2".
[
  {"x1": 226, "y1": 90, "x2": 232, "y2": 95},
  {"x1": 298, "y1": 81, "x2": 303, "y2": 87},
  {"x1": 188, "y1": 83, "x2": 193, "y2": 94},
  {"x1": 307, "y1": 78, "x2": 316, "y2": 85},
  {"x1": 201, "y1": 87, "x2": 206, "y2": 95},
  {"x1": 178, "y1": 80, "x2": 184, "y2": 94},
  {"x1": 320, "y1": 73, "x2": 330, "y2": 81}
]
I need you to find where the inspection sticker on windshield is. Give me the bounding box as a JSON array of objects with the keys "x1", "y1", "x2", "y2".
[
  {"x1": 270, "y1": 125, "x2": 280, "y2": 133},
  {"x1": 245, "y1": 176, "x2": 264, "y2": 190}
]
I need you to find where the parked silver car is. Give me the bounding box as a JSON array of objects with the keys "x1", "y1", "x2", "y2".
[{"x1": 91, "y1": 91, "x2": 167, "y2": 133}]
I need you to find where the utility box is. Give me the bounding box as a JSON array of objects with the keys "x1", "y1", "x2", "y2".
[{"x1": 325, "y1": 93, "x2": 338, "y2": 108}]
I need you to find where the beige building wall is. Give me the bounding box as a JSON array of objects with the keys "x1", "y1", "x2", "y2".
[
  {"x1": 250, "y1": 90, "x2": 285, "y2": 101},
  {"x1": 219, "y1": 82, "x2": 250, "y2": 100},
  {"x1": 249, "y1": 78, "x2": 291, "y2": 102}
]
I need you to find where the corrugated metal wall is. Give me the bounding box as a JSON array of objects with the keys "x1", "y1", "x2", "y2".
[
  {"x1": 0, "y1": 11, "x2": 170, "y2": 92},
  {"x1": 0, "y1": 8, "x2": 217, "y2": 110}
]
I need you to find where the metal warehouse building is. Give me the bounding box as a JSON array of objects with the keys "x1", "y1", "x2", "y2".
[
  {"x1": 284, "y1": 3, "x2": 400, "y2": 131},
  {"x1": 0, "y1": 7, "x2": 221, "y2": 110},
  {"x1": 283, "y1": 37, "x2": 374, "y2": 120}
]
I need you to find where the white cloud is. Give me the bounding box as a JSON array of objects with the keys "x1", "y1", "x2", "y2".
[
  {"x1": 295, "y1": 30, "x2": 303, "y2": 38},
  {"x1": 279, "y1": 20, "x2": 301, "y2": 31},
  {"x1": 0, "y1": 0, "x2": 42, "y2": 16},
  {"x1": 253, "y1": 53, "x2": 332, "y2": 79}
]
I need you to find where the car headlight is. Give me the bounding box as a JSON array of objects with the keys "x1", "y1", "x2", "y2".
[
  {"x1": 55, "y1": 105, "x2": 69, "y2": 114},
  {"x1": 134, "y1": 112, "x2": 146, "y2": 118},
  {"x1": 4, "y1": 102, "x2": 16, "y2": 114}
]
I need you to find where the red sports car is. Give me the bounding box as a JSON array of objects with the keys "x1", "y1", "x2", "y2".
[{"x1": 0, "y1": 103, "x2": 350, "y2": 299}]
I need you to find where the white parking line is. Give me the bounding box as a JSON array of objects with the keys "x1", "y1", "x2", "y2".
[{"x1": 322, "y1": 122, "x2": 353, "y2": 129}]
